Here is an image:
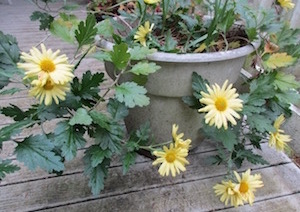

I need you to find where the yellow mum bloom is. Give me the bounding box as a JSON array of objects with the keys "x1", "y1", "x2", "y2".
[
  {"x1": 172, "y1": 124, "x2": 192, "y2": 150},
  {"x1": 213, "y1": 180, "x2": 244, "y2": 207},
  {"x1": 269, "y1": 114, "x2": 292, "y2": 152},
  {"x1": 29, "y1": 79, "x2": 70, "y2": 106},
  {"x1": 233, "y1": 169, "x2": 264, "y2": 206},
  {"x1": 144, "y1": 0, "x2": 160, "y2": 4},
  {"x1": 134, "y1": 21, "x2": 154, "y2": 46},
  {"x1": 17, "y1": 44, "x2": 74, "y2": 86},
  {"x1": 152, "y1": 143, "x2": 189, "y2": 177},
  {"x1": 278, "y1": 0, "x2": 295, "y2": 10},
  {"x1": 198, "y1": 80, "x2": 243, "y2": 129}
]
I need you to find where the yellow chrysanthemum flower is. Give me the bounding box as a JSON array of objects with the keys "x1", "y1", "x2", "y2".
[
  {"x1": 198, "y1": 80, "x2": 243, "y2": 129},
  {"x1": 233, "y1": 169, "x2": 264, "y2": 206},
  {"x1": 152, "y1": 143, "x2": 189, "y2": 177},
  {"x1": 17, "y1": 44, "x2": 74, "y2": 86},
  {"x1": 269, "y1": 114, "x2": 292, "y2": 152},
  {"x1": 134, "y1": 21, "x2": 154, "y2": 46},
  {"x1": 278, "y1": 0, "x2": 295, "y2": 10},
  {"x1": 29, "y1": 78, "x2": 70, "y2": 106},
  {"x1": 213, "y1": 180, "x2": 244, "y2": 207},
  {"x1": 144, "y1": 0, "x2": 160, "y2": 4},
  {"x1": 172, "y1": 124, "x2": 192, "y2": 150}
]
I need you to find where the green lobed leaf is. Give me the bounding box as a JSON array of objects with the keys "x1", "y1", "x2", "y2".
[
  {"x1": 96, "y1": 19, "x2": 114, "y2": 38},
  {"x1": 30, "y1": 11, "x2": 54, "y2": 30},
  {"x1": 92, "y1": 51, "x2": 112, "y2": 62},
  {"x1": 53, "y1": 121, "x2": 86, "y2": 161},
  {"x1": 0, "y1": 159, "x2": 20, "y2": 180},
  {"x1": 71, "y1": 71, "x2": 105, "y2": 107},
  {"x1": 129, "y1": 46, "x2": 156, "y2": 60},
  {"x1": 236, "y1": 149, "x2": 269, "y2": 166},
  {"x1": 89, "y1": 110, "x2": 111, "y2": 130},
  {"x1": 107, "y1": 98, "x2": 129, "y2": 122},
  {"x1": 182, "y1": 96, "x2": 203, "y2": 109},
  {"x1": 202, "y1": 124, "x2": 238, "y2": 151},
  {"x1": 274, "y1": 72, "x2": 300, "y2": 91},
  {"x1": 135, "y1": 121, "x2": 151, "y2": 144},
  {"x1": 161, "y1": 30, "x2": 177, "y2": 52},
  {"x1": 1, "y1": 104, "x2": 27, "y2": 121},
  {"x1": 128, "y1": 62, "x2": 160, "y2": 76},
  {"x1": 84, "y1": 145, "x2": 112, "y2": 168},
  {"x1": 83, "y1": 152, "x2": 110, "y2": 195},
  {"x1": 0, "y1": 88, "x2": 22, "y2": 95},
  {"x1": 110, "y1": 43, "x2": 131, "y2": 70},
  {"x1": 75, "y1": 14, "x2": 97, "y2": 48},
  {"x1": 94, "y1": 127, "x2": 123, "y2": 153},
  {"x1": 115, "y1": 82, "x2": 149, "y2": 108},
  {"x1": 275, "y1": 90, "x2": 300, "y2": 105},
  {"x1": 247, "y1": 114, "x2": 275, "y2": 133},
  {"x1": 191, "y1": 72, "x2": 209, "y2": 99},
  {"x1": 50, "y1": 20, "x2": 75, "y2": 43},
  {"x1": 0, "y1": 119, "x2": 34, "y2": 148},
  {"x1": 122, "y1": 151, "x2": 137, "y2": 175},
  {"x1": 15, "y1": 134, "x2": 64, "y2": 172},
  {"x1": 69, "y1": 108, "x2": 93, "y2": 126},
  {"x1": 0, "y1": 31, "x2": 20, "y2": 89}
]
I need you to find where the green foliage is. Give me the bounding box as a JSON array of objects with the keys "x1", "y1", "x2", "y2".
[
  {"x1": 90, "y1": 110, "x2": 124, "y2": 153},
  {"x1": 75, "y1": 14, "x2": 97, "y2": 49},
  {"x1": 0, "y1": 88, "x2": 22, "y2": 95},
  {"x1": 15, "y1": 134, "x2": 64, "y2": 172},
  {"x1": 0, "y1": 159, "x2": 20, "y2": 180},
  {"x1": 182, "y1": 72, "x2": 208, "y2": 109},
  {"x1": 92, "y1": 51, "x2": 112, "y2": 62},
  {"x1": 85, "y1": 145, "x2": 112, "y2": 168},
  {"x1": 53, "y1": 121, "x2": 86, "y2": 161},
  {"x1": 274, "y1": 72, "x2": 300, "y2": 91},
  {"x1": 96, "y1": 19, "x2": 114, "y2": 38},
  {"x1": 69, "y1": 108, "x2": 93, "y2": 126},
  {"x1": 30, "y1": 11, "x2": 54, "y2": 30},
  {"x1": 0, "y1": 119, "x2": 34, "y2": 148},
  {"x1": 50, "y1": 13, "x2": 79, "y2": 43},
  {"x1": 129, "y1": 46, "x2": 156, "y2": 60},
  {"x1": 107, "y1": 98, "x2": 129, "y2": 122},
  {"x1": 128, "y1": 62, "x2": 160, "y2": 76},
  {"x1": 202, "y1": 124, "x2": 238, "y2": 151},
  {"x1": 110, "y1": 43, "x2": 131, "y2": 70},
  {"x1": 83, "y1": 149, "x2": 110, "y2": 195},
  {"x1": 0, "y1": 31, "x2": 22, "y2": 89},
  {"x1": 122, "y1": 151, "x2": 137, "y2": 175},
  {"x1": 71, "y1": 71, "x2": 105, "y2": 107},
  {"x1": 115, "y1": 82, "x2": 150, "y2": 108},
  {"x1": 122, "y1": 122, "x2": 151, "y2": 174}
]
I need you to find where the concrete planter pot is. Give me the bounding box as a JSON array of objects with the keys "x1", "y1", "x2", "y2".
[{"x1": 97, "y1": 37, "x2": 260, "y2": 148}]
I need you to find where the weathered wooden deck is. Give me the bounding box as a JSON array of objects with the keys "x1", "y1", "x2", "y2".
[{"x1": 0, "y1": 1, "x2": 300, "y2": 211}]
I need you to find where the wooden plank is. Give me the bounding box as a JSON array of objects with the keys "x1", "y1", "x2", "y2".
[
  {"x1": 222, "y1": 193, "x2": 300, "y2": 212},
  {"x1": 0, "y1": 140, "x2": 275, "y2": 186},
  {"x1": 41, "y1": 163, "x2": 300, "y2": 212},
  {"x1": 0, "y1": 143, "x2": 292, "y2": 211}
]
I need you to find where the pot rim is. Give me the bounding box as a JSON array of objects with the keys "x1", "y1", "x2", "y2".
[{"x1": 95, "y1": 35, "x2": 261, "y2": 63}]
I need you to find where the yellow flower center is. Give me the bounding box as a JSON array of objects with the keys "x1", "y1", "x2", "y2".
[
  {"x1": 43, "y1": 80, "x2": 54, "y2": 90},
  {"x1": 40, "y1": 59, "x2": 55, "y2": 73},
  {"x1": 215, "y1": 97, "x2": 227, "y2": 111},
  {"x1": 165, "y1": 152, "x2": 176, "y2": 163},
  {"x1": 239, "y1": 182, "x2": 249, "y2": 193}
]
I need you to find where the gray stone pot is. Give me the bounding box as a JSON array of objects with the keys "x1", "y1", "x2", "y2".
[{"x1": 97, "y1": 37, "x2": 260, "y2": 148}]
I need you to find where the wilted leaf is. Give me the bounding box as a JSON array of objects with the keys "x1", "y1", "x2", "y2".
[{"x1": 264, "y1": 53, "x2": 296, "y2": 69}]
